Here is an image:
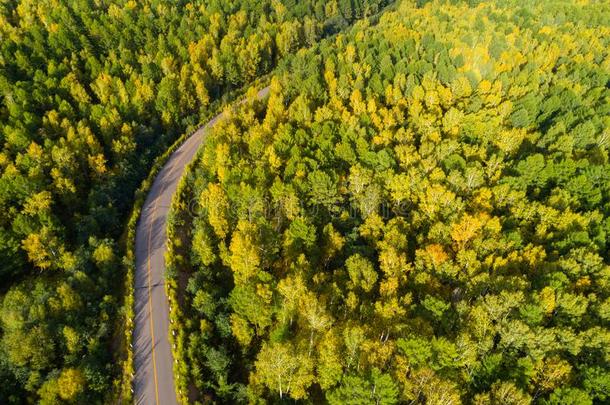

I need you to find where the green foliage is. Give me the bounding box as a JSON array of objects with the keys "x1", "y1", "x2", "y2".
[
  {"x1": 0, "y1": 0, "x2": 393, "y2": 401},
  {"x1": 171, "y1": 0, "x2": 610, "y2": 402},
  {"x1": 327, "y1": 370, "x2": 399, "y2": 405}
]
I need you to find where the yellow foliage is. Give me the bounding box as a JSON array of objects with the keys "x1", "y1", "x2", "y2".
[
  {"x1": 57, "y1": 283, "x2": 82, "y2": 311},
  {"x1": 451, "y1": 75, "x2": 472, "y2": 99},
  {"x1": 575, "y1": 276, "x2": 591, "y2": 290},
  {"x1": 438, "y1": 85, "x2": 453, "y2": 108},
  {"x1": 63, "y1": 326, "x2": 80, "y2": 354},
  {"x1": 267, "y1": 145, "x2": 282, "y2": 170},
  {"x1": 419, "y1": 184, "x2": 456, "y2": 219},
  {"x1": 478, "y1": 80, "x2": 492, "y2": 94},
  {"x1": 58, "y1": 368, "x2": 85, "y2": 400},
  {"x1": 473, "y1": 188, "x2": 493, "y2": 211},
  {"x1": 424, "y1": 90, "x2": 439, "y2": 108},
  {"x1": 533, "y1": 357, "x2": 572, "y2": 392},
  {"x1": 203, "y1": 183, "x2": 229, "y2": 239},
  {"x1": 426, "y1": 244, "x2": 449, "y2": 266},
  {"x1": 231, "y1": 314, "x2": 253, "y2": 347},
  {"x1": 495, "y1": 128, "x2": 526, "y2": 155},
  {"x1": 378, "y1": 246, "x2": 409, "y2": 278},
  {"x1": 539, "y1": 287, "x2": 556, "y2": 315},
  {"x1": 88, "y1": 153, "x2": 107, "y2": 176},
  {"x1": 350, "y1": 89, "x2": 366, "y2": 114},
  {"x1": 379, "y1": 276, "x2": 399, "y2": 297},
  {"x1": 22, "y1": 191, "x2": 52, "y2": 216},
  {"x1": 450, "y1": 212, "x2": 490, "y2": 248},
  {"x1": 256, "y1": 283, "x2": 273, "y2": 304},
  {"x1": 229, "y1": 221, "x2": 261, "y2": 284},
  {"x1": 22, "y1": 231, "x2": 54, "y2": 270}
]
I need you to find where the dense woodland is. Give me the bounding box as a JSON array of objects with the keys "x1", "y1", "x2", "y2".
[
  {"x1": 168, "y1": 0, "x2": 610, "y2": 403},
  {"x1": 0, "y1": 0, "x2": 393, "y2": 402}
]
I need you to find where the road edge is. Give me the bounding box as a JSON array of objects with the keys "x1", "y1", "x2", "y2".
[{"x1": 117, "y1": 84, "x2": 270, "y2": 404}]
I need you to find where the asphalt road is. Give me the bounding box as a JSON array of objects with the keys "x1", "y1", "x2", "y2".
[{"x1": 133, "y1": 86, "x2": 270, "y2": 405}]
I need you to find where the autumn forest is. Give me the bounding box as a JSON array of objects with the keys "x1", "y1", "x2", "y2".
[{"x1": 1, "y1": 0, "x2": 609, "y2": 404}]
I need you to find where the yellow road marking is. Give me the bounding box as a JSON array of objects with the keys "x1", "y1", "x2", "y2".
[
  {"x1": 146, "y1": 143, "x2": 186, "y2": 404},
  {"x1": 147, "y1": 194, "x2": 161, "y2": 405}
]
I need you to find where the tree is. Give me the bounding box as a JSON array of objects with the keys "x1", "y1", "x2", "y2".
[
  {"x1": 21, "y1": 227, "x2": 62, "y2": 270},
  {"x1": 300, "y1": 292, "x2": 332, "y2": 356},
  {"x1": 156, "y1": 75, "x2": 181, "y2": 124},
  {"x1": 346, "y1": 254, "x2": 378, "y2": 292},
  {"x1": 229, "y1": 220, "x2": 261, "y2": 284},
  {"x1": 327, "y1": 375, "x2": 371, "y2": 405},
  {"x1": 308, "y1": 170, "x2": 340, "y2": 210},
  {"x1": 473, "y1": 381, "x2": 531, "y2": 405},
  {"x1": 38, "y1": 377, "x2": 61, "y2": 405},
  {"x1": 57, "y1": 368, "x2": 86, "y2": 400},
  {"x1": 276, "y1": 21, "x2": 303, "y2": 57},
  {"x1": 544, "y1": 388, "x2": 592, "y2": 405},
  {"x1": 254, "y1": 342, "x2": 314, "y2": 400},
  {"x1": 203, "y1": 183, "x2": 230, "y2": 239},
  {"x1": 327, "y1": 370, "x2": 398, "y2": 405},
  {"x1": 317, "y1": 330, "x2": 343, "y2": 389}
]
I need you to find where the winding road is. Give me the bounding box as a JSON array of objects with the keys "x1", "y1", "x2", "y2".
[{"x1": 133, "y1": 86, "x2": 270, "y2": 405}]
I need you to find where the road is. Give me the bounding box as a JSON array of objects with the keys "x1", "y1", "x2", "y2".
[{"x1": 133, "y1": 86, "x2": 270, "y2": 405}]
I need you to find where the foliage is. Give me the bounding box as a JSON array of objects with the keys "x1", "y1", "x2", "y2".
[
  {"x1": 0, "y1": 0, "x2": 393, "y2": 401},
  {"x1": 170, "y1": 0, "x2": 610, "y2": 402}
]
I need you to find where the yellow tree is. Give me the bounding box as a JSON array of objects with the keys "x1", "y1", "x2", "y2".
[
  {"x1": 202, "y1": 183, "x2": 230, "y2": 239},
  {"x1": 300, "y1": 292, "x2": 332, "y2": 356},
  {"x1": 21, "y1": 227, "x2": 61, "y2": 270},
  {"x1": 57, "y1": 368, "x2": 86, "y2": 400},
  {"x1": 229, "y1": 220, "x2": 261, "y2": 285},
  {"x1": 254, "y1": 342, "x2": 314, "y2": 400}
]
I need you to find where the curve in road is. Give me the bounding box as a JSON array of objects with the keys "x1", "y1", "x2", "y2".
[{"x1": 133, "y1": 86, "x2": 270, "y2": 405}]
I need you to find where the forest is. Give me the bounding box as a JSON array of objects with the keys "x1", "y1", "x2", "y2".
[
  {"x1": 167, "y1": 0, "x2": 610, "y2": 403},
  {"x1": 0, "y1": 0, "x2": 393, "y2": 402}
]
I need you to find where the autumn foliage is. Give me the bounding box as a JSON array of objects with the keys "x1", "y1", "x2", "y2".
[{"x1": 168, "y1": 0, "x2": 610, "y2": 403}]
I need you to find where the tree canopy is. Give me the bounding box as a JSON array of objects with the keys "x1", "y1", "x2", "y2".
[
  {"x1": 168, "y1": 0, "x2": 610, "y2": 403},
  {"x1": 0, "y1": 0, "x2": 393, "y2": 401}
]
